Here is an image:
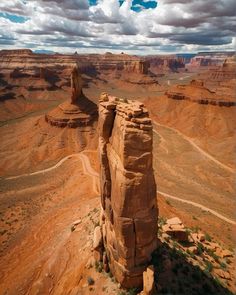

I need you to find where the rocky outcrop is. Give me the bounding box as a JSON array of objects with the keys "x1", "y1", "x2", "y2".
[
  {"x1": 70, "y1": 65, "x2": 83, "y2": 103},
  {"x1": 146, "y1": 55, "x2": 186, "y2": 75},
  {"x1": 45, "y1": 65, "x2": 97, "y2": 128},
  {"x1": 166, "y1": 82, "x2": 236, "y2": 107},
  {"x1": 162, "y1": 217, "x2": 189, "y2": 242},
  {"x1": 97, "y1": 93, "x2": 158, "y2": 288},
  {"x1": 139, "y1": 265, "x2": 156, "y2": 295}
]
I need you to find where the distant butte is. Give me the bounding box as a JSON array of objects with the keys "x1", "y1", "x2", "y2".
[{"x1": 45, "y1": 65, "x2": 97, "y2": 127}]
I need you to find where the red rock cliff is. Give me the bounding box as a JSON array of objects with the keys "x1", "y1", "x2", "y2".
[{"x1": 98, "y1": 93, "x2": 158, "y2": 288}]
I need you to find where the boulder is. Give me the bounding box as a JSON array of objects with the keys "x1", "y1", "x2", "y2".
[
  {"x1": 93, "y1": 226, "x2": 103, "y2": 262},
  {"x1": 139, "y1": 265, "x2": 156, "y2": 295}
]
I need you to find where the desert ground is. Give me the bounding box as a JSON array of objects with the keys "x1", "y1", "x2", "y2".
[{"x1": 0, "y1": 52, "x2": 235, "y2": 295}]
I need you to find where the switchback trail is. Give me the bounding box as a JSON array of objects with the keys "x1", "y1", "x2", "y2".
[{"x1": 4, "y1": 151, "x2": 236, "y2": 225}]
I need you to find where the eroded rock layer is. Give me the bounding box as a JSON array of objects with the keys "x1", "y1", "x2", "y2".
[
  {"x1": 98, "y1": 93, "x2": 158, "y2": 288},
  {"x1": 45, "y1": 65, "x2": 97, "y2": 128}
]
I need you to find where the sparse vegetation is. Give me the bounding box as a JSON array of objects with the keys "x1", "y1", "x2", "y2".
[
  {"x1": 205, "y1": 233, "x2": 212, "y2": 242},
  {"x1": 196, "y1": 242, "x2": 204, "y2": 255},
  {"x1": 158, "y1": 216, "x2": 167, "y2": 227},
  {"x1": 219, "y1": 261, "x2": 227, "y2": 270},
  {"x1": 205, "y1": 248, "x2": 219, "y2": 262},
  {"x1": 165, "y1": 199, "x2": 171, "y2": 206},
  {"x1": 95, "y1": 261, "x2": 103, "y2": 273},
  {"x1": 191, "y1": 226, "x2": 201, "y2": 233},
  {"x1": 204, "y1": 260, "x2": 213, "y2": 273},
  {"x1": 87, "y1": 276, "x2": 95, "y2": 286},
  {"x1": 186, "y1": 249, "x2": 195, "y2": 258}
]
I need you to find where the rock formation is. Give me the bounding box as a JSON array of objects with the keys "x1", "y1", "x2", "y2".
[
  {"x1": 96, "y1": 93, "x2": 158, "y2": 288},
  {"x1": 146, "y1": 55, "x2": 186, "y2": 75},
  {"x1": 139, "y1": 265, "x2": 156, "y2": 295},
  {"x1": 70, "y1": 65, "x2": 83, "y2": 103},
  {"x1": 166, "y1": 80, "x2": 236, "y2": 107},
  {"x1": 45, "y1": 65, "x2": 97, "y2": 127}
]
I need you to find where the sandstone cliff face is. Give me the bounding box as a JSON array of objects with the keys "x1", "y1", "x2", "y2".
[
  {"x1": 98, "y1": 94, "x2": 158, "y2": 288},
  {"x1": 146, "y1": 55, "x2": 186, "y2": 75},
  {"x1": 0, "y1": 50, "x2": 150, "y2": 77}
]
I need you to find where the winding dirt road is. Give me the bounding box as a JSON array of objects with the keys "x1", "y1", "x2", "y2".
[
  {"x1": 153, "y1": 121, "x2": 234, "y2": 173},
  {"x1": 5, "y1": 151, "x2": 236, "y2": 226},
  {"x1": 159, "y1": 191, "x2": 236, "y2": 225}
]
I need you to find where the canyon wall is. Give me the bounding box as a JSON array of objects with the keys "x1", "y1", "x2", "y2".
[
  {"x1": 166, "y1": 80, "x2": 236, "y2": 107},
  {"x1": 146, "y1": 55, "x2": 186, "y2": 74},
  {"x1": 0, "y1": 50, "x2": 150, "y2": 77},
  {"x1": 97, "y1": 93, "x2": 158, "y2": 288}
]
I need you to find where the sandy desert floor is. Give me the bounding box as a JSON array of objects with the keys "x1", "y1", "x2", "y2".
[{"x1": 0, "y1": 73, "x2": 235, "y2": 294}]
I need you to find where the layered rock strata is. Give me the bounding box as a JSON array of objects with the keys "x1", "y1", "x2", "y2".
[
  {"x1": 97, "y1": 93, "x2": 158, "y2": 288},
  {"x1": 166, "y1": 80, "x2": 236, "y2": 107},
  {"x1": 0, "y1": 50, "x2": 150, "y2": 77},
  {"x1": 45, "y1": 65, "x2": 97, "y2": 127}
]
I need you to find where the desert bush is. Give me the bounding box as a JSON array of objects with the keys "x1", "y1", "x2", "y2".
[
  {"x1": 95, "y1": 261, "x2": 103, "y2": 273},
  {"x1": 87, "y1": 276, "x2": 95, "y2": 286},
  {"x1": 205, "y1": 248, "x2": 219, "y2": 262},
  {"x1": 205, "y1": 232, "x2": 212, "y2": 242},
  {"x1": 197, "y1": 242, "x2": 204, "y2": 255}
]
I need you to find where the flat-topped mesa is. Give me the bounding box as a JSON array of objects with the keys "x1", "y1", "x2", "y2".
[
  {"x1": 0, "y1": 49, "x2": 33, "y2": 56},
  {"x1": 166, "y1": 80, "x2": 236, "y2": 107},
  {"x1": 96, "y1": 93, "x2": 158, "y2": 288},
  {"x1": 45, "y1": 65, "x2": 97, "y2": 127}
]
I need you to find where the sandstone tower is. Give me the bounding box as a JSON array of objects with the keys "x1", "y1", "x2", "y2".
[
  {"x1": 45, "y1": 64, "x2": 97, "y2": 127},
  {"x1": 96, "y1": 93, "x2": 158, "y2": 288}
]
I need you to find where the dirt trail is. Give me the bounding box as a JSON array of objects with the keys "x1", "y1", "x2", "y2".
[
  {"x1": 5, "y1": 154, "x2": 80, "y2": 180},
  {"x1": 0, "y1": 151, "x2": 99, "y2": 295},
  {"x1": 4, "y1": 150, "x2": 236, "y2": 225},
  {"x1": 158, "y1": 191, "x2": 236, "y2": 225},
  {"x1": 79, "y1": 153, "x2": 100, "y2": 195},
  {"x1": 153, "y1": 121, "x2": 235, "y2": 173}
]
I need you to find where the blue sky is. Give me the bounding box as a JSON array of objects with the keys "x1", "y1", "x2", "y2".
[
  {"x1": 0, "y1": 12, "x2": 28, "y2": 23},
  {"x1": 0, "y1": 0, "x2": 235, "y2": 54}
]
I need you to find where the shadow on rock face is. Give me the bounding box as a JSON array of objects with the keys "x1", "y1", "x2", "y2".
[{"x1": 0, "y1": 92, "x2": 16, "y2": 102}]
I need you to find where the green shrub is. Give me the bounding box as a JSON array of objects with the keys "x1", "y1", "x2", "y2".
[
  {"x1": 205, "y1": 233, "x2": 212, "y2": 242},
  {"x1": 205, "y1": 248, "x2": 219, "y2": 262},
  {"x1": 197, "y1": 242, "x2": 204, "y2": 255}
]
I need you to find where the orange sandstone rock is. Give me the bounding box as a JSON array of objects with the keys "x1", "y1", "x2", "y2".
[
  {"x1": 45, "y1": 65, "x2": 97, "y2": 128},
  {"x1": 98, "y1": 93, "x2": 158, "y2": 288}
]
